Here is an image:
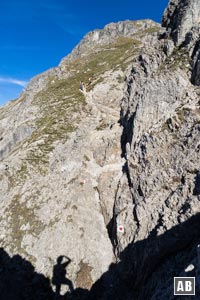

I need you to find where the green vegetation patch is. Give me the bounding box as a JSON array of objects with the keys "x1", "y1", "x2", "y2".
[
  {"x1": 160, "y1": 47, "x2": 191, "y2": 72},
  {"x1": 7, "y1": 162, "x2": 29, "y2": 189},
  {"x1": 6, "y1": 194, "x2": 45, "y2": 255},
  {"x1": 19, "y1": 78, "x2": 84, "y2": 174},
  {"x1": 96, "y1": 121, "x2": 109, "y2": 131},
  {"x1": 8, "y1": 36, "x2": 143, "y2": 182},
  {"x1": 83, "y1": 154, "x2": 90, "y2": 161},
  {"x1": 176, "y1": 107, "x2": 191, "y2": 124},
  {"x1": 65, "y1": 36, "x2": 141, "y2": 89},
  {"x1": 161, "y1": 118, "x2": 172, "y2": 133},
  {"x1": 138, "y1": 26, "x2": 160, "y2": 37},
  {"x1": 20, "y1": 37, "x2": 141, "y2": 172}
]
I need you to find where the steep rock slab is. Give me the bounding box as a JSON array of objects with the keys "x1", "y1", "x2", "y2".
[
  {"x1": 162, "y1": 0, "x2": 200, "y2": 46},
  {"x1": 162, "y1": 0, "x2": 200, "y2": 86}
]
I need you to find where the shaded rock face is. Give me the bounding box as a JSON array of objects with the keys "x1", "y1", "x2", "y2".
[
  {"x1": 0, "y1": 248, "x2": 53, "y2": 300},
  {"x1": 191, "y1": 40, "x2": 200, "y2": 85},
  {"x1": 0, "y1": 2, "x2": 200, "y2": 300},
  {"x1": 162, "y1": 0, "x2": 200, "y2": 86},
  {"x1": 162, "y1": 0, "x2": 200, "y2": 46}
]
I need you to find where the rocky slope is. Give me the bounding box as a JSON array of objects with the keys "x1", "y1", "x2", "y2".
[{"x1": 0, "y1": 0, "x2": 200, "y2": 299}]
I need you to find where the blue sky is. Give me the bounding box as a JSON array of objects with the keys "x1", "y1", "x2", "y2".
[{"x1": 0, "y1": 0, "x2": 169, "y2": 105}]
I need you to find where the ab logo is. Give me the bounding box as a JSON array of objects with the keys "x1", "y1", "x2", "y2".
[{"x1": 174, "y1": 277, "x2": 195, "y2": 295}]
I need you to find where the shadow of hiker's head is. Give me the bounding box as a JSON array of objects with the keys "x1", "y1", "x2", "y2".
[
  {"x1": 57, "y1": 256, "x2": 64, "y2": 265},
  {"x1": 56, "y1": 256, "x2": 71, "y2": 265}
]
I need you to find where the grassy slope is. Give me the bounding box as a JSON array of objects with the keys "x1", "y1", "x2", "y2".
[{"x1": 10, "y1": 36, "x2": 143, "y2": 181}]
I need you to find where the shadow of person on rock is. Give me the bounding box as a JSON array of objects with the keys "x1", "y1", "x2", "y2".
[{"x1": 52, "y1": 256, "x2": 74, "y2": 299}]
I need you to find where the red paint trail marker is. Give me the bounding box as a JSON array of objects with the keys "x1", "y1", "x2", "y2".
[
  {"x1": 80, "y1": 179, "x2": 86, "y2": 185},
  {"x1": 117, "y1": 225, "x2": 124, "y2": 233}
]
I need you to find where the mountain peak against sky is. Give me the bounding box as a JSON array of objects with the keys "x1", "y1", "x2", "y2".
[
  {"x1": 0, "y1": 0, "x2": 168, "y2": 105},
  {"x1": 0, "y1": 0, "x2": 200, "y2": 299},
  {"x1": 61, "y1": 19, "x2": 159, "y2": 63}
]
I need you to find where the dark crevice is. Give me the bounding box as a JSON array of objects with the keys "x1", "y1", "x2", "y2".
[
  {"x1": 106, "y1": 180, "x2": 123, "y2": 255},
  {"x1": 95, "y1": 187, "x2": 117, "y2": 257},
  {"x1": 106, "y1": 217, "x2": 115, "y2": 246},
  {"x1": 132, "y1": 205, "x2": 140, "y2": 236},
  {"x1": 120, "y1": 110, "x2": 135, "y2": 158},
  {"x1": 191, "y1": 39, "x2": 200, "y2": 86},
  {"x1": 137, "y1": 184, "x2": 144, "y2": 197},
  {"x1": 181, "y1": 174, "x2": 185, "y2": 184},
  {"x1": 148, "y1": 214, "x2": 164, "y2": 238},
  {"x1": 191, "y1": 39, "x2": 200, "y2": 60},
  {"x1": 122, "y1": 162, "x2": 133, "y2": 188},
  {"x1": 193, "y1": 171, "x2": 200, "y2": 195},
  {"x1": 179, "y1": 201, "x2": 191, "y2": 214},
  {"x1": 106, "y1": 74, "x2": 138, "y2": 256},
  {"x1": 118, "y1": 83, "x2": 141, "y2": 238}
]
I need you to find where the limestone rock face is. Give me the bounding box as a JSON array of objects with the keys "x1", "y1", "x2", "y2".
[
  {"x1": 162, "y1": 0, "x2": 200, "y2": 46},
  {"x1": 61, "y1": 19, "x2": 160, "y2": 62},
  {"x1": 162, "y1": 0, "x2": 200, "y2": 86},
  {"x1": 0, "y1": 2, "x2": 200, "y2": 300}
]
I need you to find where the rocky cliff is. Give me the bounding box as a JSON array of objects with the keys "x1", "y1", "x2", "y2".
[{"x1": 0, "y1": 1, "x2": 200, "y2": 299}]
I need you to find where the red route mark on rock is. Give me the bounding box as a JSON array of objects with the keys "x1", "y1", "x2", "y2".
[
  {"x1": 117, "y1": 225, "x2": 124, "y2": 233},
  {"x1": 80, "y1": 179, "x2": 86, "y2": 185}
]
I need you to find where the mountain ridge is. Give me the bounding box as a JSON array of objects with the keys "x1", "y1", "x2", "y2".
[{"x1": 0, "y1": 0, "x2": 200, "y2": 299}]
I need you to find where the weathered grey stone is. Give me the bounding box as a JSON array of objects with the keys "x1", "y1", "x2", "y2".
[
  {"x1": 0, "y1": 1, "x2": 200, "y2": 299},
  {"x1": 61, "y1": 19, "x2": 160, "y2": 63},
  {"x1": 162, "y1": 0, "x2": 200, "y2": 46}
]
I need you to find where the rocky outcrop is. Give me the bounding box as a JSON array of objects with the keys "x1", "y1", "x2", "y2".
[
  {"x1": 162, "y1": 0, "x2": 200, "y2": 46},
  {"x1": 162, "y1": 0, "x2": 200, "y2": 86},
  {"x1": 0, "y1": 1, "x2": 200, "y2": 300},
  {"x1": 61, "y1": 19, "x2": 160, "y2": 63}
]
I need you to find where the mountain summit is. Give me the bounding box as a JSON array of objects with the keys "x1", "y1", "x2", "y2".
[{"x1": 0, "y1": 1, "x2": 200, "y2": 299}]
